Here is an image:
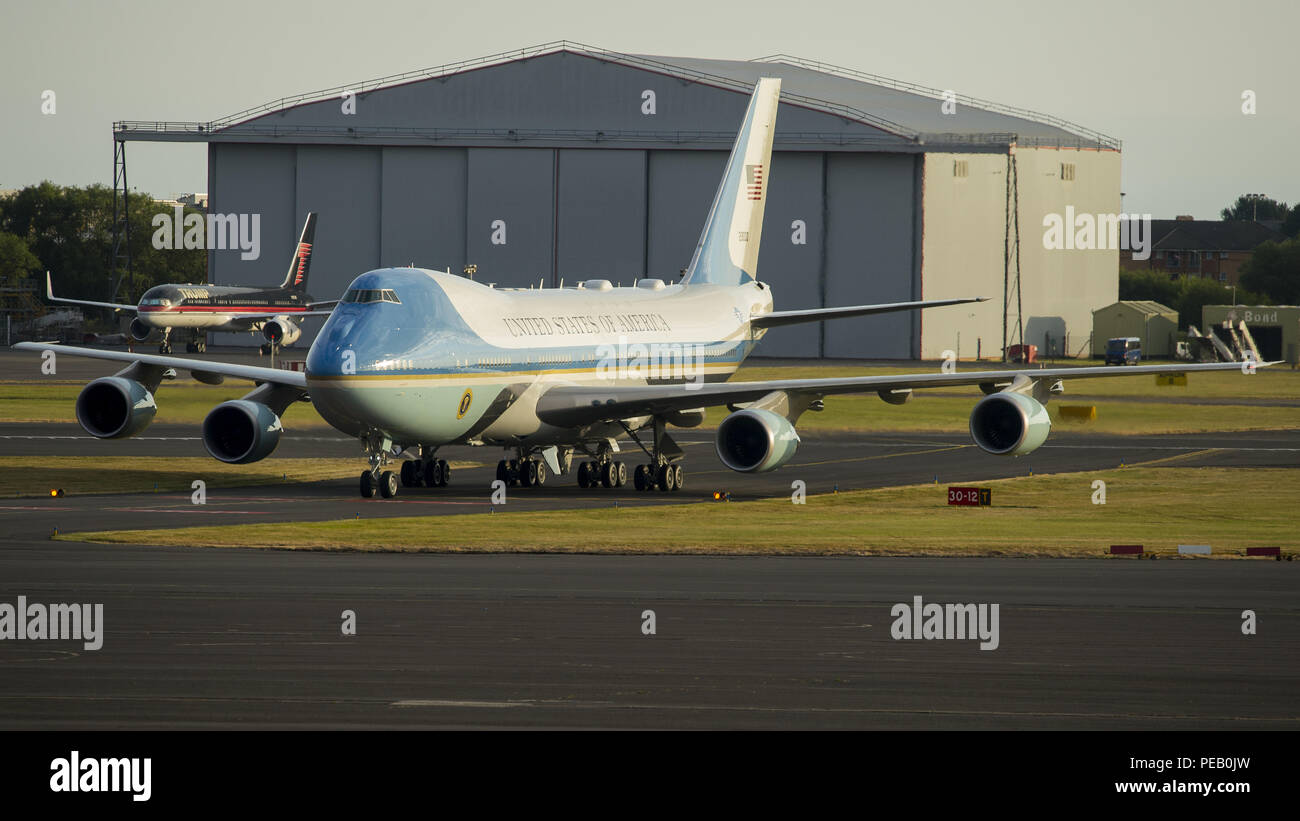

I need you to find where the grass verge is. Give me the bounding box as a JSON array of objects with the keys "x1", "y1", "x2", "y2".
[{"x1": 58, "y1": 466, "x2": 1297, "y2": 557}]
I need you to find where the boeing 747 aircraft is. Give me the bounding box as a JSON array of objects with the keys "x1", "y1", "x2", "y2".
[
  {"x1": 45, "y1": 213, "x2": 334, "y2": 354},
  {"x1": 16, "y1": 78, "x2": 1264, "y2": 498}
]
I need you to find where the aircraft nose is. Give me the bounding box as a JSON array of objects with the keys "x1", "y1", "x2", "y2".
[{"x1": 305, "y1": 342, "x2": 358, "y2": 377}]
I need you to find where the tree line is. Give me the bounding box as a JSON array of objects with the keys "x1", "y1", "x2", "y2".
[{"x1": 0, "y1": 182, "x2": 206, "y2": 308}]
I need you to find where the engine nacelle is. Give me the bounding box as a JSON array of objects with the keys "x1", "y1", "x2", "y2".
[
  {"x1": 715, "y1": 408, "x2": 800, "y2": 473},
  {"x1": 202, "y1": 400, "x2": 283, "y2": 464},
  {"x1": 969, "y1": 391, "x2": 1052, "y2": 456},
  {"x1": 75, "y1": 377, "x2": 157, "y2": 439},
  {"x1": 262, "y1": 317, "x2": 301, "y2": 346},
  {"x1": 129, "y1": 318, "x2": 154, "y2": 342}
]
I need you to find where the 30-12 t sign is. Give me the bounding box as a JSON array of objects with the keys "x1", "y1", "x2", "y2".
[{"x1": 948, "y1": 486, "x2": 991, "y2": 506}]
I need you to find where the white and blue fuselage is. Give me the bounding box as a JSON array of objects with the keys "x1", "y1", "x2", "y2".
[{"x1": 305, "y1": 269, "x2": 773, "y2": 448}]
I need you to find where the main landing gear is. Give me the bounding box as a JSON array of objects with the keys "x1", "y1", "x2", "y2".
[
  {"x1": 184, "y1": 332, "x2": 207, "y2": 353},
  {"x1": 579, "y1": 417, "x2": 685, "y2": 492},
  {"x1": 158, "y1": 327, "x2": 173, "y2": 355},
  {"x1": 576, "y1": 459, "x2": 627, "y2": 489},
  {"x1": 401, "y1": 455, "x2": 450, "y2": 488},
  {"x1": 632, "y1": 462, "x2": 683, "y2": 492},
  {"x1": 497, "y1": 455, "x2": 549, "y2": 488}
]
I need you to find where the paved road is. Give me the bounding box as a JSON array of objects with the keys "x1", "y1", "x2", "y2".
[
  {"x1": 2, "y1": 426, "x2": 1298, "y2": 538},
  {"x1": 0, "y1": 548, "x2": 1294, "y2": 729}
]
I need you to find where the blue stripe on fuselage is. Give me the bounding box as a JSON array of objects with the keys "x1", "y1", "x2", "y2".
[{"x1": 305, "y1": 268, "x2": 757, "y2": 380}]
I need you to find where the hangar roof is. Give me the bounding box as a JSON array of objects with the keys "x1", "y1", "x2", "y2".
[
  {"x1": 115, "y1": 42, "x2": 1119, "y2": 153},
  {"x1": 648, "y1": 53, "x2": 1116, "y2": 149}
]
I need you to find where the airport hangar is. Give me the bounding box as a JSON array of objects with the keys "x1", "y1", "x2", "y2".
[{"x1": 116, "y1": 42, "x2": 1122, "y2": 359}]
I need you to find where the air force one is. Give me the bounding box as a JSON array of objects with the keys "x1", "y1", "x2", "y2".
[
  {"x1": 17, "y1": 78, "x2": 1265, "y2": 499},
  {"x1": 45, "y1": 213, "x2": 334, "y2": 354}
]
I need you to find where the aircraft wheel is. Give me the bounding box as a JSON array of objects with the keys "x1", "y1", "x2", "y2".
[
  {"x1": 400, "y1": 460, "x2": 415, "y2": 487},
  {"x1": 424, "y1": 459, "x2": 442, "y2": 487},
  {"x1": 496, "y1": 460, "x2": 509, "y2": 483},
  {"x1": 657, "y1": 464, "x2": 677, "y2": 492},
  {"x1": 508, "y1": 459, "x2": 521, "y2": 487},
  {"x1": 185, "y1": 342, "x2": 196, "y2": 353},
  {"x1": 614, "y1": 461, "x2": 627, "y2": 487},
  {"x1": 360, "y1": 471, "x2": 377, "y2": 499},
  {"x1": 159, "y1": 343, "x2": 171, "y2": 354},
  {"x1": 633, "y1": 464, "x2": 648, "y2": 491},
  {"x1": 577, "y1": 462, "x2": 591, "y2": 488},
  {"x1": 379, "y1": 470, "x2": 398, "y2": 498},
  {"x1": 672, "y1": 464, "x2": 684, "y2": 491},
  {"x1": 532, "y1": 459, "x2": 546, "y2": 487},
  {"x1": 437, "y1": 459, "x2": 450, "y2": 487}
]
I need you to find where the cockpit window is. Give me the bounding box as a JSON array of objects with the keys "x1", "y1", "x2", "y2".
[
  {"x1": 140, "y1": 298, "x2": 172, "y2": 306},
  {"x1": 342, "y1": 288, "x2": 401, "y2": 304}
]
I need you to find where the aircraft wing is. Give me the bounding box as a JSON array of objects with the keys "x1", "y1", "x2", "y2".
[
  {"x1": 307, "y1": 300, "x2": 339, "y2": 310},
  {"x1": 534, "y1": 360, "x2": 1268, "y2": 428},
  {"x1": 11, "y1": 342, "x2": 306, "y2": 389},
  {"x1": 750, "y1": 296, "x2": 987, "y2": 329},
  {"x1": 46, "y1": 272, "x2": 136, "y2": 312}
]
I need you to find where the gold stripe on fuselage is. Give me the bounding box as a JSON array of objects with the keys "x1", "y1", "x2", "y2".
[{"x1": 305, "y1": 363, "x2": 739, "y2": 385}]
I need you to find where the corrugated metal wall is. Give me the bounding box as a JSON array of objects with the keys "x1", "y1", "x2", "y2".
[
  {"x1": 206, "y1": 53, "x2": 924, "y2": 357},
  {"x1": 209, "y1": 141, "x2": 920, "y2": 357}
]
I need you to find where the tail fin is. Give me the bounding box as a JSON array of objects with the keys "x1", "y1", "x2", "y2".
[
  {"x1": 280, "y1": 212, "x2": 316, "y2": 291},
  {"x1": 683, "y1": 78, "x2": 781, "y2": 286}
]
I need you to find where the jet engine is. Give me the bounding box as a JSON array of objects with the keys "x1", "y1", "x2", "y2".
[
  {"x1": 968, "y1": 391, "x2": 1051, "y2": 456},
  {"x1": 74, "y1": 377, "x2": 157, "y2": 439},
  {"x1": 262, "y1": 317, "x2": 301, "y2": 346},
  {"x1": 202, "y1": 400, "x2": 283, "y2": 464},
  {"x1": 715, "y1": 408, "x2": 800, "y2": 473},
  {"x1": 129, "y1": 318, "x2": 154, "y2": 342}
]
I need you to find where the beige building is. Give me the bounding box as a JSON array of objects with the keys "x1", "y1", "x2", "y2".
[
  {"x1": 1091, "y1": 300, "x2": 1178, "y2": 358},
  {"x1": 1202, "y1": 304, "x2": 1300, "y2": 365},
  {"x1": 921, "y1": 146, "x2": 1121, "y2": 360}
]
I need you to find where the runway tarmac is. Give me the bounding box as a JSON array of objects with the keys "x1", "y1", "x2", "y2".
[
  {"x1": 0, "y1": 547, "x2": 1294, "y2": 729},
  {"x1": 2, "y1": 375, "x2": 1297, "y2": 729},
  {"x1": 2, "y1": 425, "x2": 1297, "y2": 538}
]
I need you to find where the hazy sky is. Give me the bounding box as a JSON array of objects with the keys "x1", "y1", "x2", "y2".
[{"x1": 2, "y1": 0, "x2": 1295, "y2": 219}]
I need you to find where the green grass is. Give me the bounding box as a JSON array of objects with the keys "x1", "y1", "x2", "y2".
[
  {"x1": 59, "y1": 466, "x2": 1297, "y2": 557},
  {"x1": 0, "y1": 382, "x2": 330, "y2": 427},
  {"x1": 4, "y1": 456, "x2": 482, "y2": 498}
]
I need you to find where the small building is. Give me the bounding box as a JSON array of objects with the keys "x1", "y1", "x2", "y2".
[
  {"x1": 1091, "y1": 300, "x2": 1178, "y2": 357},
  {"x1": 1202, "y1": 304, "x2": 1300, "y2": 364}
]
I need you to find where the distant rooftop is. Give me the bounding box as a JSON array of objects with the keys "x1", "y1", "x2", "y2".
[{"x1": 1152, "y1": 219, "x2": 1284, "y2": 251}]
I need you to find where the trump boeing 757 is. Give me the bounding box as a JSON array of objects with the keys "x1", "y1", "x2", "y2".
[{"x1": 15, "y1": 78, "x2": 1265, "y2": 498}]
